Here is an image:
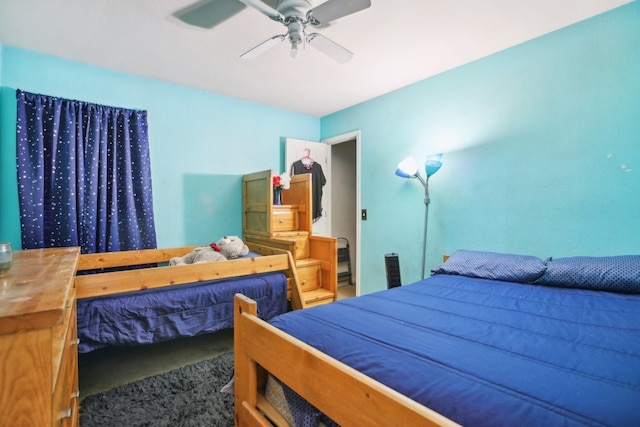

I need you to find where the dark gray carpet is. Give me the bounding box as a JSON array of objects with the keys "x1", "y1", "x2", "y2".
[{"x1": 79, "y1": 352, "x2": 234, "y2": 427}]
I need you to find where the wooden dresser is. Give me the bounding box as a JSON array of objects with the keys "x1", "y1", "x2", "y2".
[
  {"x1": 0, "y1": 247, "x2": 80, "y2": 427},
  {"x1": 243, "y1": 170, "x2": 337, "y2": 309}
]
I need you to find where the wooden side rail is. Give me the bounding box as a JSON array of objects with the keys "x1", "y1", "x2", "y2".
[
  {"x1": 234, "y1": 294, "x2": 458, "y2": 427},
  {"x1": 75, "y1": 245, "x2": 294, "y2": 300},
  {"x1": 77, "y1": 246, "x2": 199, "y2": 270}
]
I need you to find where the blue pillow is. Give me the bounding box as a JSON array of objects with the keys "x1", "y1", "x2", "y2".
[
  {"x1": 536, "y1": 255, "x2": 640, "y2": 294},
  {"x1": 431, "y1": 250, "x2": 546, "y2": 283}
]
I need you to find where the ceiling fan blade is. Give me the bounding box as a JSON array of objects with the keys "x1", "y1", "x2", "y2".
[
  {"x1": 237, "y1": 0, "x2": 283, "y2": 22},
  {"x1": 173, "y1": 0, "x2": 246, "y2": 29},
  {"x1": 307, "y1": 33, "x2": 353, "y2": 64},
  {"x1": 309, "y1": 0, "x2": 371, "y2": 25},
  {"x1": 261, "y1": 0, "x2": 279, "y2": 10},
  {"x1": 240, "y1": 35, "x2": 286, "y2": 59}
]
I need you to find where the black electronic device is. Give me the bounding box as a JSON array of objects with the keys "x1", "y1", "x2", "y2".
[{"x1": 385, "y1": 253, "x2": 401, "y2": 289}]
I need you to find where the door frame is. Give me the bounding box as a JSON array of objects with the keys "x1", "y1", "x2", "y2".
[{"x1": 322, "y1": 130, "x2": 361, "y2": 296}]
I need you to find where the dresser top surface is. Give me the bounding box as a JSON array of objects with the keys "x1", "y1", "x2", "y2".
[{"x1": 0, "y1": 247, "x2": 80, "y2": 334}]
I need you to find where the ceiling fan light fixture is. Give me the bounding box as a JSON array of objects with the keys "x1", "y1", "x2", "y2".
[
  {"x1": 287, "y1": 20, "x2": 305, "y2": 59},
  {"x1": 290, "y1": 41, "x2": 300, "y2": 58}
]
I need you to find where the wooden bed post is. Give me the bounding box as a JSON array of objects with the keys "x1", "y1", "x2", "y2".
[{"x1": 234, "y1": 294, "x2": 264, "y2": 427}]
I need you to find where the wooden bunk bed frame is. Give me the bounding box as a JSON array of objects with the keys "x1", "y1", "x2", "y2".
[
  {"x1": 74, "y1": 242, "x2": 303, "y2": 306},
  {"x1": 233, "y1": 294, "x2": 460, "y2": 427}
]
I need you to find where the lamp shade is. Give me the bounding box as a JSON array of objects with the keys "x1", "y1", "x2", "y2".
[
  {"x1": 425, "y1": 153, "x2": 443, "y2": 177},
  {"x1": 395, "y1": 157, "x2": 419, "y2": 178},
  {"x1": 425, "y1": 160, "x2": 442, "y2": 177},
  {"x1": 394, "y1": 153, "x2": 442, "y2": 280}
]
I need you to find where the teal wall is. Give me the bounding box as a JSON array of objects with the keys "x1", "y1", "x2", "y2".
[
  {"x1": 2, "y1": 4, "x2": 639, "y2": 295},
  {"x1": 322, "y1": 2, "x2": 640, "y2": 293},
  {"x1": 0, "y1": 46, "x2": 320, "y2": 248}
]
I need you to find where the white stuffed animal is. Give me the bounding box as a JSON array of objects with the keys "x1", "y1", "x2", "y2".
[
  {"x1": 216, "y1": 235, "x2": 250, "y2": 259},
  {"x1": 169, "y1": 236, "x2": 249, "y2": 266}
]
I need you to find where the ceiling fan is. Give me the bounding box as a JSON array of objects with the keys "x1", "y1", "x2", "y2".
[{"x1": 174, "y1": 0, "x2": 371, "y2": 63}]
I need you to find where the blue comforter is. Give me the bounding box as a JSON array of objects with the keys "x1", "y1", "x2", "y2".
[
  {"x1": 269, "y1": 275, "x2": 640, "y2": 426},
  {"x1": 78, "y1": 272, "x2": 287, "y2": 353}
]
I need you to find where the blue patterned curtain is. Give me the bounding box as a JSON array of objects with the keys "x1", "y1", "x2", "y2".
[{"x1": 16, "y1": 90, "x2": 157, "y2": 253}]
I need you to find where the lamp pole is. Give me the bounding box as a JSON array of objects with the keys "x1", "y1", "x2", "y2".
[
  {"x1": 395, "y1": 154, "x2": 442, "y2": 281},
  {"x1": 414, "y1": 173, "x2": 429, "y2": 280},
  {"x1": 422, "y1": 178, "x2": 431, "y2": 280}
]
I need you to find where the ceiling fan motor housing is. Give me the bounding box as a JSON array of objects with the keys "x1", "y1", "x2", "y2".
[
  {"x1": 287, "y1": 20, "x2": 305, "y2": 52},
  {"x1": 278, "y1": 0, "x2": 313, "y2": 54},
  {"x1": 277, "y1": 0, "x2": 313, "y2": 19}
]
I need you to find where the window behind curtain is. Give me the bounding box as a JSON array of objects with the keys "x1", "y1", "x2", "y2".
[{"x1": 15, "y1": 90, "x2": 157, "y2": 253}]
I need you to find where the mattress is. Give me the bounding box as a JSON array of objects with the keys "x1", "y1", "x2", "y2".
[
  {"x1": 269, "y1": 274, "x2": 640, "y2": 426},
  {"x1": 78, "y1": 271, "x2": 287, "y2": 353}
]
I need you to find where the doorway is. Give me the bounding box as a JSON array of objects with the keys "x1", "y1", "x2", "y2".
[
  {"x1": 329, "y1": 138, "x2": 356, "y2": 298},
  {"x1": 285, "y1": 131, "x2": 361, "y2": 296}
]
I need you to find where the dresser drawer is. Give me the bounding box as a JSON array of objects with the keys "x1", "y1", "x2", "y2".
[
  {"x1": 66, "y1": 302, "x2": 79, "y2": 427},
  {"x1": 52, "y1": 299, "x2": 78, "y2": 426},
  {"x1": 287, "y1": 234, "x2": 309, "y2": 259},
  {"x1": 53, "y1": 347, "x2": 71, "y2": 426},
  {"x1": 272, "y1": 207, "x2": 298, "y2": 232},
  {"x1": 272, "y1": 231, "x2": 310, "y2": 259},
  {"x1": 296, "y1": 260, "x2": 322, "y2": 292}
]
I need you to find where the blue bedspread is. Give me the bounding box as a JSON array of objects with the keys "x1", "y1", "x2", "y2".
[
  {"x1": 78, "y1": 272, "x2": 287, "y2": 353},
  {"x1": 269, "y1": 275, "x2": 640, "y2": 426}
]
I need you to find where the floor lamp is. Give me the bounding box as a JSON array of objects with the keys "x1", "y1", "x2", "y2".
[{"x1": 395, "y1": 154, "x2": 443, "y2": 280}]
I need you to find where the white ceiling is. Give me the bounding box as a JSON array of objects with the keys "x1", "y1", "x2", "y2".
[{"x1": 0, "y1": 0, "x2": 632, "y2": 117}]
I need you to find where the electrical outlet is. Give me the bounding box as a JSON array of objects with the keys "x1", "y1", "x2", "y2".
[{"x1": 361, "y1": 209, "x2": 367, "y2": 220}]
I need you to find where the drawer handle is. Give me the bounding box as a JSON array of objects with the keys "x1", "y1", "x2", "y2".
[
  {"x1": 71, "y1": 390, "x2": 80, "y2": 399},
  {"x1": 279, "y1": 220, "x2": 284, "y2": 223},
  {"x1": 58, "y1": 408, "x2": 72, "y2": 420},
  {"x1": 302, "y1": 280, "x2": 307, "y2": 284}
]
